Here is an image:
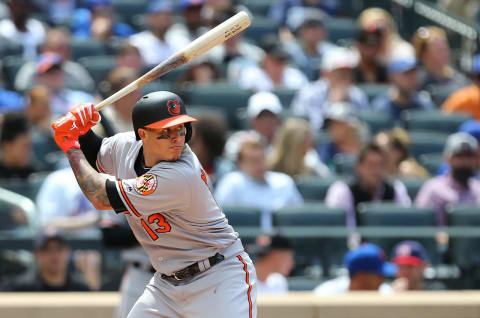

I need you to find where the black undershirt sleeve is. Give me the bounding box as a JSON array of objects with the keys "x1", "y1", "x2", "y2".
[
  {"x1": 78, "y1": 130, "x2": 104, "y2": 171},
  {"x1": 105, "y1": 179, "x2": 128, "y2": 214}
]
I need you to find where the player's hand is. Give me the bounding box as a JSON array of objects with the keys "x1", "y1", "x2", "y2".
[
  {"x1": 70, "y1": 103, "x2": 101, "y2": 135},
  {"x1": 51, "y1": 113, "x2": 81, "y2": 154}
]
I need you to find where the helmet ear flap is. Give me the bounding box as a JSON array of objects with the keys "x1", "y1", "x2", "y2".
[{"x1": 185, "y1": 122, "x2": 192, "y2": 143}]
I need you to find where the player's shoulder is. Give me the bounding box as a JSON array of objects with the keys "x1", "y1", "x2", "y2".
[{"x1": 104, "y1": 131, "x2": 137, "y2": 146}]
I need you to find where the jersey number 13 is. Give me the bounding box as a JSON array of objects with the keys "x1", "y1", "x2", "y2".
[{"x1": 141, "y1": 213, "x2": 171, "y2": 240}]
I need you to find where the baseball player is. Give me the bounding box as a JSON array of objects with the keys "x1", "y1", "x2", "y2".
[{"x1": 51, "y1": 91, "x2": 257, "y2": 318}]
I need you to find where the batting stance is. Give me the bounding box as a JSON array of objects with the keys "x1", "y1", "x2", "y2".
[{"x1": 51, "y1": 91, "x2": 257, "y2": 318}]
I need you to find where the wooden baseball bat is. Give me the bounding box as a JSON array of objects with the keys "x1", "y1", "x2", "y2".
[{"x1": 94, "y1": 11, "x2": 251, "y2": 111}]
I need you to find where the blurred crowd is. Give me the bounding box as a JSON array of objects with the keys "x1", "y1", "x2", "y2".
[{"x1": 0, "y1": 0, "x2": 480, "y2": 308}]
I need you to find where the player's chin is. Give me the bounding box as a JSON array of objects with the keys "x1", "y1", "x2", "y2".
[{"x1": 166, "y1": 148, "x2": 183, "y2": 161}]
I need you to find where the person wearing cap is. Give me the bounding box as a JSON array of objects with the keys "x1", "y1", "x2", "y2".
[
  {"x1": 236, "y1": 36, "x2": 308, "y2": 92},
  {"x1": 35, "y1": 52, "x2": 95, "y2": 116},
  {"x1": 413, "y1": 26, "x2": 470, "y2": 106},
  {"x1": 215, "y1": 137, "x2": 304, "y2": 230},
  {"x1": 128, "y1": 0, "x2": 181, "y2": 66},
  {"x1": 415, "y1": 132, "x2": 480, "y2": 246},
  {"x1": 1, "y1": 230, "x2": 90, "y2": 292},
  {"x1": 371, "y1": 55, "x2": 435, "y2": 122},
  {"x1": 0, "y1": 0, "x2": 46, "y2": 60},
  {"x1": 390, "y1": 240, "x2": 445, "y2": 291},
  {"x1": 253, "y1": 234, "x2": 295, "y2": 294},
  {"x1": 283, "y1": 8, "x2": 338, "y2": 81},
  {"x1": 313, "y1": 243, "x2": 396, "y2": 296},
  {"x1": 353, "y1": 26, "x2": 388, "y2": 84},
  {"x1": 290, "y1": 46, "x2": 369, "y2": 131},
  {"x1": 317, "y1": 101, "x2": 368, "y2": 170},
  {"x1": 165, "y1": 0, "x2": 207, "y2": 49},
  {"x1": 442, "y1": 54, "x2": 480, "y2": 121},
  {"x1": 325, "y1": 144, "x2": 411, "y2": 247}
]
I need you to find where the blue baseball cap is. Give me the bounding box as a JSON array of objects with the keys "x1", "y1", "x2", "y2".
[
  {"x1": 471, "y1": 54, "x2": 480, "y2": 74},
  {"x1": 345, "y1": 243, "x2": 397, "y2": 277},
  {"x1": 387, "y1": 58, "x2": 418, "y2": 75},
  {"x1": 147, "y1": 0, "x2": 173, "y2": 14},
  {"x1": 459, "y1": 120, "x2": 480, "y2": 142},
  {"x1": 391, "y1": 240, "x2": 427, "y2": 266},
  {"x1": 179, "y1": 0, "x2": 204, "y2": 11}
]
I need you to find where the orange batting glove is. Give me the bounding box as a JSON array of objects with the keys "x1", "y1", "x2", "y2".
[
  {"x1": 70, "y1": 103, "x2": 101, "y2": 135},
  {"x1": 52, "y1": 113, "x2": 81, "y2": 154}
]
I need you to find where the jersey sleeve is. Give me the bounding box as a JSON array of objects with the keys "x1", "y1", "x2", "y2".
[
  {"x1": 96, "y1": 134, "x2": 120, "y2": 175},
  {"x1": 107, "y1": 170, "x2": 191, "y2": 216}
]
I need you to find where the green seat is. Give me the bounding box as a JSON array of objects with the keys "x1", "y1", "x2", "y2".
[
  {"x1": 448, "y1": 205, "x2": 480, "y2": 269},
  {"x1": 78, "y1": 55, "x2": 116, "y2": 85},
  {"x1": 182, "y1": 83, "x2": 253, "y2": 129},
  {"x1": 186, "y1": 104, "x2": 229, "y2": 125},
  {"x1": 222, "y1": 205, "x2": 261, "y2": 227},
  {"x1": 325, "y1": 17, "x2": 358, "y2": 44},
  {"x1": 1, "y1": 55, "x2": 26, "y2": 90},
  {"x1": 357, "y1": 83, "x2": 390, "y2": 101},
  {"x1": 240, "y1": 0, "x2": 272, "y2": 16},
  {"x1": 419, "y1": 153, "x2": 444, "y2": 175},
  {"x1": 112, "y1": 0, "x2": 149, "y2": 30},
  {"x1": 398, "y1": 178, "x2": 427, "y2": 201},
  {"x1": 243, "y1": 16, "x2": 280, "y2": 45},
  {"x1": 0, "y1": 173, "x2": 48, "y2": 202},
  {"x1": 358, "y1": 110, "x2": 392, "y2": 134},
  {"x1": 295, "y1": 176, "x2": 341, "y2": 202},
  {"x1": 273, "y1": 87, "x2": 298, "y2": 109},
  {"x1": 141, "y1": 81, "x2": 175, "y2": 95},
  {"x1": 333, "y1": 153, "x2": 357, "y2": 176},
  {"x1": 358, "y1": 202, "x2": 439, "y2": 264},
  {"x1": 408, "y1": 131, "x2": 448, "y2": 160},
  {"x1": 287, "y1": 277, "x2": 324, "y2": 291},
  {"x1": 403, "y1": 110, "x2": 471, "y2": 134},
  {"x1": 274, "y1": 203, "x2": 347, "y2": 276},
  {"x1": 71, "y1": 39, "x2": 107, "y2": 61}
]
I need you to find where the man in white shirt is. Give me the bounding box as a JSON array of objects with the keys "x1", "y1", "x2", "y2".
[
  {"x1": 129, "y1": 0, "x2": 181, "y2": 66},
  {"x1": 215, "y1": 137, "x2": 304, "y2": 229},
  {"x1": 314, "y1": 243, "x2": 396, "y2": 296}
]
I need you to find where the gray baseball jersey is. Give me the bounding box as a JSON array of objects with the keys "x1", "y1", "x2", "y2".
[{"x1": 98, "y1": 131, "x2": 243, "y2": 275}]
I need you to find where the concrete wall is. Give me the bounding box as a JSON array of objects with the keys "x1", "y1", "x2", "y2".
[{"x1": 1, "y1": 292, "x2": 480, "y2": 318}]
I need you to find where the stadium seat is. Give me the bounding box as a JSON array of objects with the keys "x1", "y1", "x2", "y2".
[
  {"x1": 408, "y1": 131, "x2": 449, "y2": 160},
  {"x1": 357, "y1": 202, "x2": 440, "y2": 264},
  {"x1": 447, "y1": 205, "x2": 480, "y2": 269},
  {"x1": 402, "y1": 110, "x2": 471, "y2": 134},
  {"x1": 112, "y1": 0, "x2": 149, "y2": 30},
  {"x1": 243, "y1": 16, "x2": 280, "y2": 45},
  {"x1": 295, "y1": 175, "x2": 342, "y2": 202},
  {"x1": 273, "y1": 87, "x2": 298, "y2": 109},
  {"x1": 398, "y1": 177, "x2": 427, "y2": 201},
  {"x1": 358, "y1": 110, "x2": 392, "y2": 134},
  {"x1": 1, "y1": 55, "x2": 26, "y2": 91},
  {"x1": 141, "y1": 81, "x2": 175, "y2": 95},
  {"x1": 325, "y1": 17, "x2": 358, "y2": 44},
  {"x1": 357, "y1": 83, "x2": 390, "y2": 101},
  {"x1": 182, "y1": 83, "x2": 253, "y2": 129},
  {"x1": 71, "y1": 39, "x2": 107, "y2": 61},
  {"x1": 274, "y1": 203, "x2": 347, "y2": 276},
  {"x1": 186, "y1": 104, "x2": 229, "y2": 125},
  {"x1": 287, "y1": 277, "x2": 325, "y2": 291},
  {"x1": 0, "y1": 173, "x2": 48, "y2": 202},
  {"x1": 0, "y1": 187, "x2": 36, "y2": 234},
  {"x1": 240, "y1": 0, "x2": 272, "y2": 16},
  {"x1": 333, "y1": 153, "x2": 357, "y2": 175},
  {"x1": 419, "y1": 152, "x2": 444, "y2": 175},
  {"x1": 78, "y1": 55, "x2": 116, "y2": 85},
  {"x1": 222, "y1": 205, "x2": 261, "y2": 227}
]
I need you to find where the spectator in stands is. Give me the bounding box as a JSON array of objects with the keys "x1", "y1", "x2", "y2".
[
  {"x1": 353, "y1": 26, "x2": 388, "y2": 84},
  {"x1": 71, "y1": 0, "x2": 135, "y2": 40},
  {"x1": 236, "y1": 36, "x2": 308, "y2": 92},
  {"x1": 224, "y1": 91, "x2": 283, "y2": 161},
  {"x1": 314, "y1": 243, "x2": 395, "y2": 295},
  {"x1": 283, "y1": 8, "x2": 337, "y2": 81},
  {"x1": 166, "y1": 0, "x2": 207, "y2": 48},
  {"x1": 215, "y1": 138, "x2": 304, "y2": 229},
  {"x1": 34, "y1": 52, "x2": 95, "y2": 116},
  {"x1": 115, "y1": 42, "x2": 144, "y2": 73},
  {"x1": 188, "y1": 112, "x2": 233, "y2": 186},
  {"x1": 290, "y1": 46, "x2": 369, "y2": 131},
  {"x1": 36, "y1": 167, "x2": 102, "y2": 290},
  {"x1": 373, "y1": 128, "x2": 429, "y2": 179},
  {"x1": 0, "y1": 112, "x2": 38, "y2": 179},
  {"x1": 177, "y1": 57, "x2": 221, "y2": 88},
  {"x1": 413, "y1": 26, "x2": 470, "y2": 106},
  {"x1": 0, "y1": 87, "x2": 25, "y2": 114},
  {"x1": 1, "y1": 230, "x2": 90, "y2": 292},
  {"x1": 129, "y1": 0, "x2": 181, "y2": 66},
  {"x1": 415, "y1": 132, "x2": 480, "y2": 249},
  {"x1": 442, "y1": 54, "x2": 480, "y2": 121},
  {"x1": 33, "y1": 0, "x2": 75, "y2": 26},
  {"x1": 0, "y1": 0, "x2": 46, "y2": 60},
  {"x1": 93, "y1": 67, "x2": 140, "y2": 137},
  {"x1": 269, "y1": 0, "x2": 339, "y2": 28},
  {"x1": 15, "y1": 27, "x2": 95, "y2": 94},
  {"x1": 390, "y1": 240, "x2": 445, "y2": 291},
  {"x1": 253, "y1": 234, "x2": 295, "y2": 294},
  {"x1": 357, "y1": 7, "x2": 414, "y2": 64},
  {"x1": 371, "y1": 56, "x2": 435, "y2": 123},
  {"x1": 269, "y1": 117, "x2": 331, "y2": 179},
  {"x1": 325, "y1": 144, "x2": 411, "y2": 246},
  {"x1": 317, "y1": 102, "x2": 367, "y2": 170}
]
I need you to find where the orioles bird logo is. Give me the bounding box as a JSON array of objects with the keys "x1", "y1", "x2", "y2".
[
  {"x1": 167, "y1": 99, "x2": 181, "y2": 116},
  {"x1": 135, "y1": 174, "x2": 157, "y2": 196}
]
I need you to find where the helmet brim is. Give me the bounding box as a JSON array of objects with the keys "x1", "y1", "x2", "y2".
[{"x1": 144, "y1": 114, "x2": 198, "y2": 129}]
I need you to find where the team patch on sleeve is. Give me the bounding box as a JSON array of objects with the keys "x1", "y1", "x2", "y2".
[{"x1": 135, "y1": 173, "x2": 157, "y2": 196}]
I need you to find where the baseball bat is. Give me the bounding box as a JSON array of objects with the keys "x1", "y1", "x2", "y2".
[{"x1": 94, "y1": 11, "x2": 251, "y2": 111}]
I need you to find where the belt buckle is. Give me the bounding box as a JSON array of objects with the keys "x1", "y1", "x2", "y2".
[{"x1": 173, "y1": 272, "x2": 182, "y2": 281}]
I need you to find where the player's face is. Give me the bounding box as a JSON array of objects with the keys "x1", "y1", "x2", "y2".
[{"x1": 139, "y1": 123, "x2": 186, "y2": 163}]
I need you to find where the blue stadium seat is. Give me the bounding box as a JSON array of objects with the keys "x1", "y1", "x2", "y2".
[
  {"x1": 358, "y1": 110, "x2": 392, "y2": 134},
  {"x1": 398, "y1": 177, "x2": 427, "y2": 201},
  {"x1": 402, "y1": 110, "x2": 471, "y2": 134},
  {"x1": 112, "y1": 0, "x2": 149, "y2": 30},
  {"x1": 448, "y1": 204, "x2": 480, "y2": 269},
  {"x1": 325, "y1": 17, "x2": 357, "y2": 44},
  {"x1": 273, "y1": 87, "x2": 298, "y2": 109},
  {"x1": 71, "y1": 39, "x2": 107, "y2": 61},
  {"x1": 295, "y1": 176, "x2": 342, "y2": 202},
  {"x1": 408, "y1": 131, "x2": 449, "y2": 160},
  {"x1": 419, "y1": 153, "x2": 444, "y2": 175}
]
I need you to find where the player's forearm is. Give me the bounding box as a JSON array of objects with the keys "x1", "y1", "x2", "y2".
[{"x1": 67, "y1": 148, "x2": 112, "y2": 210}]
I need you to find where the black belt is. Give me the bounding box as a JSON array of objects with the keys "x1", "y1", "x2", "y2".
[{"x1": 161, "y1": 253, "x2": 225, "y2": 283}]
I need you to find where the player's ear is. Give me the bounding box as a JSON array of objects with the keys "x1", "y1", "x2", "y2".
[{"x1": 138, "y1": 128, "x2": 147, "y2": 140}]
